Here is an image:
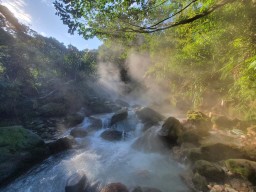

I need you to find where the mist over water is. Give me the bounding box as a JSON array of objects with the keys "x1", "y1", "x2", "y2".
[{"x1": 3, "y1": 110, "x2": 188, "y2": 192}]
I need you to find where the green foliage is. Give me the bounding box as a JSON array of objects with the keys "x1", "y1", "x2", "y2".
[
  {"x1": 54, "y1": 0, "x2": 234, "y2": 39},
  {"x1": 0, "y1": 5, "x2": 99, "y2": 119}
]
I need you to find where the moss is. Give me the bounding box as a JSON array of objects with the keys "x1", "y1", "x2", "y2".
[
  {"x1": 187, "y1": 111, "x2": 209, "y2": 122},
  {"x1": 0, "y1": 126, "x2": 44, "y2": 152},
  {"x1": 225, "y1": 159, "x2": 256, "y2": 185}
]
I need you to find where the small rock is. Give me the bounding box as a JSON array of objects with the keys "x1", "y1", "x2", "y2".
[
  {"x1": 100, "y1": 130, "x2": 123, "y2": 141},
  {"x1": 65, "y1": 171, "x2": 88, "y2": 192},
  {"x1": 100, "y1": 183, "x2": 129, "y2": 192},
  {"x1": 47, "y1": 137, "x2": 74, "y2": 154}
]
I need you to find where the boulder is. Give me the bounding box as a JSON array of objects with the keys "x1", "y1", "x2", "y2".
[
  {"x1": 131, "y1": 186, "x2": 162, "y2": 192},
  {"x1": 100, "y1": 130, "x2": 123, "y2": 141},
  {"x1": 132, "y1": 127, "x2": 168, "y2": 153},
  {"x1": 191, "y1": 173, "x2": 208, "y2": 192},
  {"x1": 193, "y1": 160, "x2": 225, "y2": 182},
  {"x1": 186, "y1": 111, "x2": 212, "y2": 136},
  {"x1": 186, "y1": 143, "x2": 248, "y2": 162},
  {"x1": 47, "y1": 136, "x2": 74, "y2": 154},
  {"x1": 136, "y1": 107, "x2": 164, "y2": 125},
  {"x1": 225, "y1": 159, "x2": 256, "y2": 185},
  {"x1": 110, "y1": 108, "x2": 128, "y2": 126},
  {"x1": 65, "y1": 171, "x2": 88, "y2": 192},
  {"x1": 0, "y1": 126, "x2": 49, "y2": 185},
  {"x1": 86, "y1": 117, "x2": 103, "y2": 132},
  {"x1": 158, "y1": 117, "x2": 183, "y2": 145},
  {"x1": 70, "y1": 127, "x2": 88, "y2": 138},
  {"x1": 39, "y1": 102, "x2": 67, "y2": 117},
  {"x1": 211, "y1": 115, "x2": 236, "y2": 129},
  {"x1": 65, "y1": 113, "x2": 84, "y2": 127},
  {"x1": 100, "y1": 182, "x2": 129, "y2": 192}
]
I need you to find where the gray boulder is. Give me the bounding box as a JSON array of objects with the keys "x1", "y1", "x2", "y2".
[
  {"x1": 110, "y1": 108, "x2": 128, "y2": 126},
  {"x1": 136, "y1": 107, "x2": 164, "y2": 125},
  {"x1": 158, "y1": 117, "x2": 183, "y2": 145}
]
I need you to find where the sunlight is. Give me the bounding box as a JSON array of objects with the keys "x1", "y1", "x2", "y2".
[{"x1": 2, "y1": 0, "x2": 31, "y2": 24}]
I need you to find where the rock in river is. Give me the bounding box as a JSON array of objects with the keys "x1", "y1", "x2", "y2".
[
  {"x1": 100, "y1": 182, "x2": 129, "y2": 192},
  {"x1": 100, "y1": 130, "x2": 123, "y2": 141},
  {"x1": 65, "y1": 171, "x2": 88, "y2": 192}
]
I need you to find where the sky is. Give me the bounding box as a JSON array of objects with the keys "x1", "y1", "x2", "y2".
[{"x1": 1, "y1": 0, "x2": 102, "y2": 50}]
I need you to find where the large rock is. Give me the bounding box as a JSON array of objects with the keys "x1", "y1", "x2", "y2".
[
  {"x1": 100, "y1": 183, "x2": 129, "y2": 192},
  {"x1": 132, "y1": 126, "x2": 168, "y2": 153},
  {"x1": 225, "y1": 159, "x2": 256, "y2": 185},
  {"x1": 65, "y1": 171, "x2": 88, "y2": 192},
  {"x1": 39, "y1": 102, "x2": 67, "y2": 117},
  {"x1": 70, "y1": 127, "x2": 88, "y2": 138},
  {"x1": 158, "y1": 117, "x2": 183, "y2": 145},
  {"x1": 211, "y1": 115, "x2": 236, "y2": 129},
  {"x1": 110, "y1": 108, "x2": 128, "y2": 126},
  {"x1": 186, "y1": 111, "x2": 212, "y2": 136},
  {"x1": 65, "y1": 113, "x2": 84, "y2": 127},
  {"x1": 136, "y1": 107, "x2": 164, "y2": 126},
  {"x1": 0, "y1": 126, "x2": 49, "y2": 185},
  {"x1": 187, "y1": 143, "x2": 248, "y2": 162},
  {"x1": 47, "y1": 136, "x2": 74, "y2": 154},
  {"x1": 100, "y1": 130, "x2": 123, "y2": 141},
  {"x1": 193, "y1": 160, "x2": 225, "y2": 182}
]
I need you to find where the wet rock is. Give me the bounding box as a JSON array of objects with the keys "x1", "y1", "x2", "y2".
[
  {"x1": 86, "y1": 117, "x2": 103, "y2": 132},
  {"x1": 131, "y1": 186, "x2": 162, "y2": 192},
  {"x1": 100, "y1": 130, "x2": 123, "y2": 141},
  {"x1": 158, "y1": 117, "x2": 183, "y2": 145},
  {"x1": 132, "y1": 126, "x2": 168, "y2": 153},
  {"x1": 100, "y1": 182, "x2": 129, "y2": 192},
  {"x1": 47, "y1": 136, "x2": 74, "y2": 154},
  {"x1": 65, "y1": 171, "x2": 88, "y2": 192},
  {"x1": 65, "y1": 113, "x2": 84, "y2": 127},
  {"x1": 136, "y1": 107, "x2": 164, "y2": 125},
  {"x1": 193, "y1": 160, "x2": 225, "y2": 182},
  {"x1": 70, "y1": 127, "x2": 88, "y2": 138},
  {"x1": 39, "y1": 102, "x2": 67, "y2": 117},
  {"x1": 115, "y1": 99, "x2": 129, "y2": 107},
  {"x1": 110, "y1": 108, "x2": 128, "y2": 126}
]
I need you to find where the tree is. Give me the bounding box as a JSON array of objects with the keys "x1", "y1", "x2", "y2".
[{"x1": 54, "y1": 0, "x2": 236, "y2": 39}]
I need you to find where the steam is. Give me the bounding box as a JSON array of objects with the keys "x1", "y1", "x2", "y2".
[{"x1": 96, "y1": 48, "x2": 172, "y2": 111}]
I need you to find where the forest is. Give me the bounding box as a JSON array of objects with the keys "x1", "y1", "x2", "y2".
[{"x1": 0, "y1": 0, "x2": 256, "y2": 192}]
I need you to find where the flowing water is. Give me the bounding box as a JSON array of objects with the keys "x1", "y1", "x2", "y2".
[{"x1": 2, "y1": 108, "x2": 189, "y2": 192}]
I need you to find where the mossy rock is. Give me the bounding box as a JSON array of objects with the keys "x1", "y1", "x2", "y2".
[
  {"x1": 193, "y1": 160, "x2": 225, "y2": 182},
  {"x1": 191, "y1": 172, "x2": 208, "y2": 192},
  {"x1": 0, "y1": 125, "x2": 44, "y2": 152},
  {"x1": 225, "y1": 159, "x2": 256, "y2": 185},
  {"x1": 186, "y1": 110, "x2": 212, "y2": 136},
  {"x1": 187, "y1": 110, "x2": 209, "y2": 122}
]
